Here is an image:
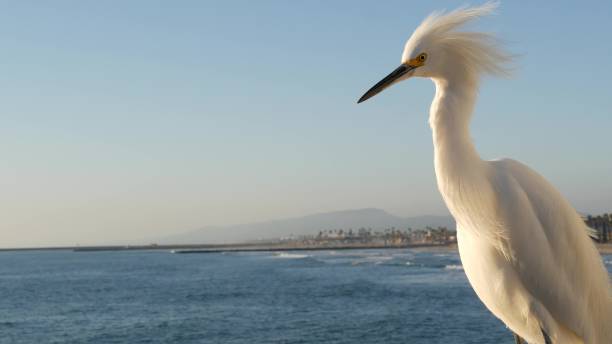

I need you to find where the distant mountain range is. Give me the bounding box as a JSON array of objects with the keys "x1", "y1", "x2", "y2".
[{"x1": 160, "y1": 208, "x2": 455, "y2": 245}]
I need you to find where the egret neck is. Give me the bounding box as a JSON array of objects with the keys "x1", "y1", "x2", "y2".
[{"x1": 429, "y1": 74, "x2": 489, "y2": 228}]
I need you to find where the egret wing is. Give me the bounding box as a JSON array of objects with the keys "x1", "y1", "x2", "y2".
[{"x1": 490, "y1": 159, "x2": 611, "y2": 341}]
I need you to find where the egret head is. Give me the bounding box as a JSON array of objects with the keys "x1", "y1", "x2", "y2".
[{"x1": 358, "y1": 2, "x2": 511, "y2": 103}]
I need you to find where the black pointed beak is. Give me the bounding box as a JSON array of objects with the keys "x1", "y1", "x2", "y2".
[{"x1": 357, "y1": 64, "x2": 415, "y2": 104}]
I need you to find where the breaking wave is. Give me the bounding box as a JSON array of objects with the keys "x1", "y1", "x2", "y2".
[
  {"x1": 272, "y1": 252, "x2": 309, "y2": 259},
  {"x1": 444, "y1": 264, "x2": 464, "y2": 271}
]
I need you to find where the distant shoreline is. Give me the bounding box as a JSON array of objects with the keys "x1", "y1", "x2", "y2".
[
  {"x1": 171, "y1": 243, "x2": 457, "y2": 254},
  {"x1": 0, "y1": 242, "x2": 452, "y2": 253},
  {"x1": 596, "y1": 244, "x2": 612, "y2": 255},
  {"x1": 2, "y1": 242, "x2": 612, "y2": 255}
]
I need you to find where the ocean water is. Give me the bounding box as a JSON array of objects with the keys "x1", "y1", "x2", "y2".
[{"x1": 1, "y1": 249, "x2": 610, "y2": 344}]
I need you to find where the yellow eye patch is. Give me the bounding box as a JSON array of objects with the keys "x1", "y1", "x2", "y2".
[{"x1": 406, "y1": 53, "x2": 427, "y2": 67}]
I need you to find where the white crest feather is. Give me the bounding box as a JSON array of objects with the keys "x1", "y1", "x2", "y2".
[{"x1": 404, "y1": 1, "x2": 513, "y2": 78}]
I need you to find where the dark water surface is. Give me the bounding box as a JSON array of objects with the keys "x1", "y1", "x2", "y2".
[{"x1": 1, "y1": 249, "x2": 610, "y2": 343}]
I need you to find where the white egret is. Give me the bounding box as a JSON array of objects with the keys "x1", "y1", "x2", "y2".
[{"x1": 357, "y1": 3, "x2": 611, "y2": 343}]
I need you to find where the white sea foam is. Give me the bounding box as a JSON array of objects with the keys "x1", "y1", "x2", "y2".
[
  {"x1": 273, "y1": 252, "x2": 309, "y2": 259},
  {"x1": 350, "y1": 256, "x2": 394, "y2": 266},
  {"x1": 444, "y1": 264, "x2": 464, "y2": 270}
]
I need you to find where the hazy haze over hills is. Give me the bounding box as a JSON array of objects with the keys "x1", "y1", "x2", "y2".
[{"x1": 161, "y1": 208, "x2": 455, "y2": 244}]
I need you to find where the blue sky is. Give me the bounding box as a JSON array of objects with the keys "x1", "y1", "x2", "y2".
[{"x1": 1, "y1": 1, "x2": 611, "y2": 247}]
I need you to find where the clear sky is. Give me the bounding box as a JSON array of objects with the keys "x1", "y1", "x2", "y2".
[{"x1": 1, "y1": 1, "x2": 611, "y2": 248}]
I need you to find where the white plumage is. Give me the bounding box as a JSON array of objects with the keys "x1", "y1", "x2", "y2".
[{"x1": 358, "y1": 3, "x2": 612, "y2": 343}]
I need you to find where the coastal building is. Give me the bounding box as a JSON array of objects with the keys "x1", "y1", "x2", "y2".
[{"x1": 584, "y1": 214, "x2": 612, "y2": 243}]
